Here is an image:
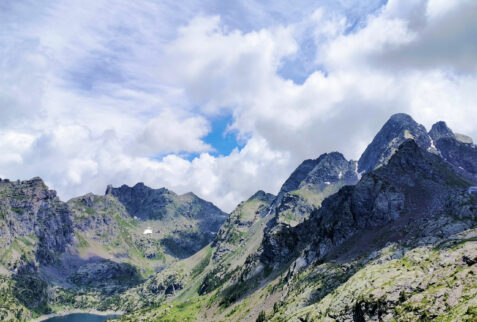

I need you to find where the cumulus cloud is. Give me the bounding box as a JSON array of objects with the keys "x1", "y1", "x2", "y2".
[
  {"x1": 376, "y1": 0, "x2": 477, "y2": 73},
  {"x1": 0, "y1": 0, "x2": 476, "y2": 212}
]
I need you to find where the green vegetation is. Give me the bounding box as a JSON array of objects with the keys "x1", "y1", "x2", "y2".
[
  {"x1": 75, "y1": 232, "x2": 90, "y2": 248},
  {"x1": 190, "y1": 247, "x2": 212, "y2": 279},
  {"x1": 256, "y1": 310, "x2": 266, "y2": 322}
]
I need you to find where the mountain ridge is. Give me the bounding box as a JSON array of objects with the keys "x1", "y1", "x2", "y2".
[{"x1": 0, "y1": 113, "x2": 476, "y2": 321}]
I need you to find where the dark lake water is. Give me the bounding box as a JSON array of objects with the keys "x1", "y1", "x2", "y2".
[{"x1": 44, "y1": 313, "x2": 120, "y2": 322}]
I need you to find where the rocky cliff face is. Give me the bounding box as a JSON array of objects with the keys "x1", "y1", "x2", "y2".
[
  {"x1": 358, "y1": 113, "x2": 432, "y2": 174},
  {"x1": 68, "y1": 193, "x2": 130, "y2": 244},
  {"x1": 212, "y1": 190, "x2": 275, "y2": 261},
  {"x1": 429, "y1": 121, "x2": 477, "y2": 183},
  {"x1": 106, "y1": 183, "x2": 228, "y2": 258},
  {"x1": 261, "y1": 140, "x2": 472, "y2": 268},
  {"x1": 0, "y1": 178, "x2": 74, "y2": 272},
  {"x1": 358, "y1": 114, "x2": 477, "y2": 184},
  {"x1": 273, "y1": 152, "x2": 358, "y2": 226}
]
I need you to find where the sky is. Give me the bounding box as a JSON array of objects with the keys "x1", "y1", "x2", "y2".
[{"x1": 1, "y1": 0, "x2": 477, "y2": 212}]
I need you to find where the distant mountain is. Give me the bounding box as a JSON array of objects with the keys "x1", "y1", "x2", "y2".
[
  {"x1": 105, "y1": 183, "x2": 228, "y2": 258},
  {"x1": 358, "y1": 113, "x2": 477, "y2": 183},
  {"x1": 272, "y1": 152, "x2": 358, "y2": 226},
  {"x1": 0, "y1": 180, "x2": 228, "y2": 319},
  {"x1": 261, "y1": 140, "x2": 472, "y2": 266}
]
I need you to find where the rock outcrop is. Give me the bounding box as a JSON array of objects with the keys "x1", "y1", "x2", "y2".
[
  {"x1": 358, "y1": 113, "x2": 432, "y2": 174},
  {"x1": 261, "y1": 140, "x2": 472, "y2": 267},
  {"x1": 429, "y1": 121, "x2": 477, "y2": 183},
  {"x1": 358, "y1": 114, "x2": 477, "y2": 185},
  {"x1": 0, "y1": 178, "x2": 74, "y2": 271},
  {"x1": 272, "y1": 152, "x2": 358, "y2": 226},
  {"x1": 212, "y1": 190, "x2": 275, "y2": 261}
]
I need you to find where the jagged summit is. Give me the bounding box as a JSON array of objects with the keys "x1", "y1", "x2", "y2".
[
  {"x1": 278, "y1": 152, "x2": 354, "y2": 197},
  {"x1": 105, "y1": 182, "x2": 227, "y2": 221},
  {"x1": 428, "y1": 121, "x2": 477, "y2": 183},
  {"x1": 271, "y1": 151, "x2": 358, "y2": 226},
  {"x1": 106, "y1": 182, "x2": 170, "y2": 198},
  {"x1": 359, "y1": 114, "x2": 477, "y2": 183},
  {"x1": 429, "y1": 121, "x2": 455, "y2": 141},
  {"x1": 262, "y1": 139, "x2": 472, "y2": 266},
  {"x1": 358, "y1": 113, "x2": 432, "y2": 173}
]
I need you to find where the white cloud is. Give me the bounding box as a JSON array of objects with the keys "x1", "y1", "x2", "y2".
[
  {"x1": 0, "y1": 0, "x2": 476, "y2": 213},
  {"x1": 163, "y1": 16, "x2": 297, "y2": 113},
  {"x1": 133, "y1": 110, "x2": 212, "y2": 155}
]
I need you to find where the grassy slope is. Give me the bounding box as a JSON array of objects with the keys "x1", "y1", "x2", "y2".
[
  {"x1": 118, "y1": 226, "x2": 477, "y2": 322},
  {"x1": 277, "y1": 181, "x2": 347, "y2": 227},
  {"x1": 68, "y1": 195, "x2": 176, "y2": 277},
  {"x1": 118, "y1": 197, "x2": 275, "y2": 321}
]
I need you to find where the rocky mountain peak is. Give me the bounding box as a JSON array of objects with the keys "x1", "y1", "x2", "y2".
[
  {"x1": 270, "y1": 151, "x2": 358, "y2": 227},
  {"x1": 427, "y1": 121, "x2": 477, "y2": 183},
  {"x1": 277, "y1": 152, "x2": 357, "y2": 201},
  {"x1": 429, "y1": 121, "x2": 455, "y2": 142},
  {"x1": 261, "y1": 139, "x2": 472, "y2": 267},
  {"x1": 105, "y1": 183, "x2": 224, "y2": 221},
  {"x1": 358, "y1": 113, "x2": 432, "y2": 174},
  {"x1": 0, "y1": 177, "x2": 74, "y2": 269}
]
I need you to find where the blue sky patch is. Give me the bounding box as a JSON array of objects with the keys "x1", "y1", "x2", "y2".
[{"x1": 203, "y1": 113, "x2": 242, "y2": 157}]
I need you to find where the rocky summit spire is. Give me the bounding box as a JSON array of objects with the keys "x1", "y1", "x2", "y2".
[
  {"x1": 271, "y1": 151, "x2": 358, "y2": 226},
  {"x1": 358, "y1": 113, "x2": 431, "y2": 174},
  {"x1": 429, "y1": 120, "x2": 477, "y2": 182},
  {"x1": 429, "y1": 121, "x2": 455, "y2": 142}
]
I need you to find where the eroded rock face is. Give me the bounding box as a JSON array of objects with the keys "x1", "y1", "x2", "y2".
[
  {"x1": 429, "y1": 121, "x2": 477, "y2": 183},
  {"x1": 69, "y1": 260, "x2": 141, "y2": 289},
  {"x1": 105, "y1": 183, "x2": 228, "y2": 258},
  {"x1": 358, "y1": 114, "x2": 477, "y2": 184},
  {"x1": 272, "y1": 152, "x2": 359, "y2": 226},
  {"x1": 0, "y1": 178, "x2": 74, "y2": 270},
  {"x1": 212, "y1": 190, "x2": 275, "y2": 261},
  {"x1": 68, "y1": 193, "x2": 130, "y2": 244},
  {"x1": 358, "y1": 113, "x2": 432, "y2": 174},
  {"x1": 261, "y1": 140, "x2": 471, "y2": 268}
]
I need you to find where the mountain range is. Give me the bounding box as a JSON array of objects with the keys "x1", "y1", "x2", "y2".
[{"x1": 0, "y1": 113, "x2": 476, "y2": 321}]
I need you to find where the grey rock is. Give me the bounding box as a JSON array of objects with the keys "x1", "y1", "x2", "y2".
[
  {"x1": 261, "y1": 140, "x2": 471, "y2": 267},
  {"x1": 0, "y1": 177, "x2": 74, "y2": 269},
  {"x1": 358, "y1": 113, "x2": 432, "y2": 173},
  {"x1": 212, "y1": 190, "x2": 275, "y2": 262},
  {"x1": 69, "y1": 260, "x2": 140, "y2": 287},
  {"x1": 429, "y1": 121, "x2": 477, "y2": 183},
  {"x1": 429, "y1": 121, "x2": 456, "y2": 141},
  {"x1": 272, "y1": 152, "x2": 359, "y2": 226}
]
